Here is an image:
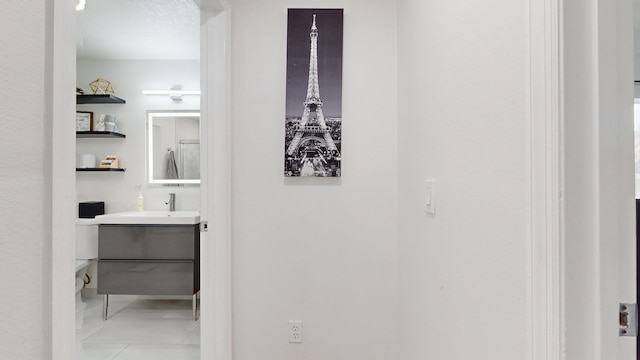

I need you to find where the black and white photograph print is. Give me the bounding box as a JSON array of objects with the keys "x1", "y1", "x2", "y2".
[{"x1": 284, "y1": 8, "x2": 343, "y2": 177}]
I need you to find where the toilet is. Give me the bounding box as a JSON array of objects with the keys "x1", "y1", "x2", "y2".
[
  {"x1": 75, "y1": 259, "x2": 90, "y2": 311},
  {"x1": 75, "y1": 219, "x2": 98, "y2": 327}
]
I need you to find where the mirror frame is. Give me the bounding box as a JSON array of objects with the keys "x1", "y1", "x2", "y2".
[{"x1": 147, "y1": 111, "x2": 201, "y2": 185}]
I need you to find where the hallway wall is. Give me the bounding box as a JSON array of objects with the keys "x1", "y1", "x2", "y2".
[
  {"x1": 0, "y1": 1, "x2": 51, "y2": 359},
  {"x1": 229, "y1": 1, "x2": 399, "y2": 359},
  {"x1": 397, "y1": 0, "x2": 530, "y2": 358}
]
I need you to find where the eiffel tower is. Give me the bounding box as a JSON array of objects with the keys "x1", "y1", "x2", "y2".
[{"x1": 285, "y1": 14, "x2": 341, "y2": 177}]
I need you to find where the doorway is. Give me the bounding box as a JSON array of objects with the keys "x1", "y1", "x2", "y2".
[
  {"x1": 75, "y1": 1, "x2": 201, "y2": 358},
  {"x1": 51, "y1": 1, "x2": 231, "y2": 359}
]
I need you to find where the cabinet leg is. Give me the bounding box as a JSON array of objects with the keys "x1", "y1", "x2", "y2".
[
  {"x1": 193, "y1": 292, "x2": 198, "y2": 321},
  {"x1": 103, "y1": 294, "x2": 109, "y2": 320}
]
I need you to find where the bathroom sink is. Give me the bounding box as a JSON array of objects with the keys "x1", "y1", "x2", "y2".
[{"x1": 95, "y1": 211, "x2": 200, "y2": 225}]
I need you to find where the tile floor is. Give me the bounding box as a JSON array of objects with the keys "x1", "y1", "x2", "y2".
[{"x1": 76, "y1": 295, "x2": 200, "y2": 360}]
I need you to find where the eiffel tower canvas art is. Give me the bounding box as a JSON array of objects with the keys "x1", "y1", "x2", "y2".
[{"x1": 284, "y1": 9, "x2": 343, "y2": 177}]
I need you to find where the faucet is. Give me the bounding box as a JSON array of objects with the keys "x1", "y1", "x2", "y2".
[{"x1": 166, "y1": 193, "x2": 176, "y2": 212}]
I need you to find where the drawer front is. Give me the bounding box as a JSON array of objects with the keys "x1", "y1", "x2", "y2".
[
  {"x1": 99, "y1": 224, "x2": 197, "y2": 260},
  {"x1": 97, "y1": 260, "x2": 195, "y2": 295}
]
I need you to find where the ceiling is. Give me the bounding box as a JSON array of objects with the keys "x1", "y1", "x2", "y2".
[
  {"x1": 78, "y1": 1, "x2": 640, "y2": 60},
  {"x1": 76, "y1": 0, "x2": 200, "y2": 60}
]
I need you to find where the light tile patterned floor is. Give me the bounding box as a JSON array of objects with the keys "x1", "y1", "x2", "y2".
[{"x1": 77, "y1": 295, "x2": 200, "y2": 360}]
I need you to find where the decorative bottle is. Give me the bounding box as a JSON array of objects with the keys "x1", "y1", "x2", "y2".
[{"x1": 136, "y1": 185, "x2": 144, "y2": 212}]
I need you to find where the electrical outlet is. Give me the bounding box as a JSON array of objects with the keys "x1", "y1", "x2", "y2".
[{"x1": 289, "y1": 320, "x2": 302, "y2": 343}]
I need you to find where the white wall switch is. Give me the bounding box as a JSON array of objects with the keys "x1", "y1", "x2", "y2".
[
  {"x1": 289, "y1": 320, "x2": 302, "y2": 343},
  {"x1": 425, "y1": 179, "x2": 436, "y2": 215}
]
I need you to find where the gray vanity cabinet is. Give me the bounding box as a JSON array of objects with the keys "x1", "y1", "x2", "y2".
[{"x1": 97, "y1": 224, "x2": 200, "y2": 296}]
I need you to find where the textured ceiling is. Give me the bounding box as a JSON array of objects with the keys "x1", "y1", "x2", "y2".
[
  {"x1": 79, "y1": 1, "x2": 640, "y2": 60},
  {"x1": 77, "y1": 0, "x2": 200, "y2": 60}
]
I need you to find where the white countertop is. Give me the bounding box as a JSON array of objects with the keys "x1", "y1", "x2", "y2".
[
  {"x1": 76, "y1": 218, "x2": 98, "y2": 225},
  {"x1": 95, "y1": 211, "x2": 201, "y2": 225}
]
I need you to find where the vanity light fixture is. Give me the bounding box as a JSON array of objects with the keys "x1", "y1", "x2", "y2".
[
  {"x1": 142, "y1": 90, "x2": 201, "y2": 102},
  {"x1": 76, "y1": 0, "x2": 86, "y2": 11}
]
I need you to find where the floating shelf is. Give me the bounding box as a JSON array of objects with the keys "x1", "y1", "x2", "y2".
[
  {"x1": 77, "y1": 94, "x2": 126, "y2": 104},
  {"x1": 76, "y1": 131, "x2": 126, "y2": 138},
  {"x1": 76, "y1": 168, "x2": 126, "y2": 172}
]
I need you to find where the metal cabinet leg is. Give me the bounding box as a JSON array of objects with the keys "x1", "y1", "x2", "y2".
[
  {"x1": 103, "y1": 294, "x2": 109, "y2": 320},
  {"x1": 192, "y1": 293, "x2": 198, "y2": 321}
]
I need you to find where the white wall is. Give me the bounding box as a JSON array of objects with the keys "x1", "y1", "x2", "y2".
[
  {"x1": 397, "y1": 1, "x2": 529, "y2": 359},
  {"x1": 635, "y1": 55, "x2": 640, "y2": 98},
  {"x1": 635, "y1": 51, "x2": 640, "y2": 83},
  {"x1": 230, "y1": 1, "x2": 399, "y2": 359},
  {"x1": 0, "y1": 1, "x2": 51, "y2": 359},
  {"x1": 76, "y1": 60, "x2": 201, "y2": 213}
]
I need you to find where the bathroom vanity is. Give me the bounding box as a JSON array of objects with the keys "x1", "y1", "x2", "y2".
[{"x1": 95, "y1": 211, "x2": 200, "y2": 320}]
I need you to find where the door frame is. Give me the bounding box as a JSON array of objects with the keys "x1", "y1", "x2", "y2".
[
  {"x1": 49, "y1": 1, "x2": 232, "y2": 359},
  {"x1": 531, "y1": 0, "x2": 636, "y2": 359},
  {"x1": 199, "y1": 4, "x2": 232, "y2": 360},
  {"x1": 529, "y1": 0, "x2": 563, "y2": 358},
  {"x1": 50, "y1": 1, "x2": 78, "y2": 358}
]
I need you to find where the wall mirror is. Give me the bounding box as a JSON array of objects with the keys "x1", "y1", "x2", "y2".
[{"x1": 147, "y1": 111, "x2": 200, "y2": 185}]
